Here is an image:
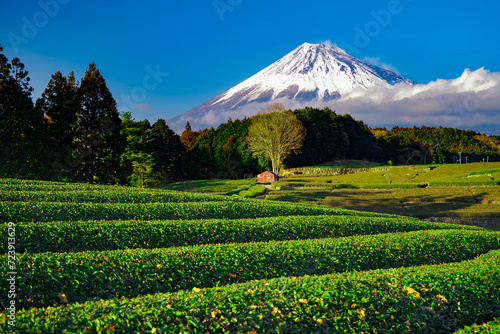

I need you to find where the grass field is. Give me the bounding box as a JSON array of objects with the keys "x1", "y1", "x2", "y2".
[
  {"x1": 1, "y1": 177, "x2": 500, "y2": 332},
  {"x1": 161, "y1": 162, "x2": 499, "y2": 221},
  {"x1": 267, "y1": 186, "x2": 500, "y2": 219},
  {"x1": 264, "y1": 163, "x2": 500, "y2": 222},
  {"x1": 276, "y1": 162, "x2": 500, "y2": 186}
]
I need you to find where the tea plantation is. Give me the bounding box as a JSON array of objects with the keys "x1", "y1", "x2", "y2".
[{"x1": 1, "y1": 178, "x2": 500, "y2": 333}]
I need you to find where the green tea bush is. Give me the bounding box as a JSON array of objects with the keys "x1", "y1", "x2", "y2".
[
  {"x1": 3, "y1": 229, "x2": 498, "y2": 309},
  {"x1": 5, "y1": 248, "x2": 500, "y2": 333},
  {"x1": 0, "y1": 200, "x2": 396, "y2": 222},
  {"x1": 237, "y1": 185, "x2": 266, "y2": 198},
  {"x1": 0, "y1": 189, "x2": 236, "y2": 203},
  {"x1": 454, "y1": 318, "x2": 500, "y2": 333},
  {"x1": 1, "y1": 216, "x2": 483, "y2": 254}
]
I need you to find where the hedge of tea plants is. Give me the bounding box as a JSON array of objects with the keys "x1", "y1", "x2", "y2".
[
  {"x1": 0, "y1": 199, "x2": 399, "y2": 223},
  {"x1": 1, "y1": 178, "x2": 499, "y2": 333},
  {"x1": 3, "y1": 229, "x2": 498, "y2": 309},
  {"x1": 0, "y1": 188, "x2": 240, "y2": 203},
  {"x1": 0, "y1": 215, "x2": 482, "y2": 253},
  {"x1": 454, "y1": 318, "x2": 500, "y2": 333},
  {"x1": 3, "y1": 249, "x2": 499, "y2": 333}
]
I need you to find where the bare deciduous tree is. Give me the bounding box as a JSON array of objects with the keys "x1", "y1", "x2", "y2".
[{"x1": 247, "y1": 104, "x2": 306, "y2": 174}]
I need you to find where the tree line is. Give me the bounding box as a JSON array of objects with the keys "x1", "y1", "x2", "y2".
[{"x1": 1, "y1": 45, "x2": 499, "y2": 186}]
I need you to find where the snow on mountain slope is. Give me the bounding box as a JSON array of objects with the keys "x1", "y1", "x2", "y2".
[{"x1": 169, "y1": 42, "x2": 415, "y2": 132}]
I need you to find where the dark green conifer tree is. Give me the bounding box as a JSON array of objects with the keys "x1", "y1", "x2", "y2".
[
  {"x1": 0, "y1": 45, "x2": 51, "y2": 179},
  {"x1": 121, "y1": 112, "x2": 156, "y2": 187},
  {"x1": 150, "y1": 119, "x2": 182, "y2": 184},
  {"x1": 74, "y1": 62, "x2": 129, "y2": 184},
  {"x1": 35, "y1": 70, "x2": 80, "y2": 180}
]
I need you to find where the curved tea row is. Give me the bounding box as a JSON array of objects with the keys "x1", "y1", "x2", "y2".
[{"x1": 0, "y1": 178, "x2": 498, "y2": 333}]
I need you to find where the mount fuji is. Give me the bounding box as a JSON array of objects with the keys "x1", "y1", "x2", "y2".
[{"x1": 169, "y1": 42, "x2": 416, "y2": 132}]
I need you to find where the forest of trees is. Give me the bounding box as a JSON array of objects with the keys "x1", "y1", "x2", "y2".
[{"x1": 1, "y1": 45, "x2": 499, "y2": 187}]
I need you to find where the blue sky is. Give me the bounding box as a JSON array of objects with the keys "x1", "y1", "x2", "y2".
[{"x1": 1, "y1": 0, "x2": 499, "y2": 130}]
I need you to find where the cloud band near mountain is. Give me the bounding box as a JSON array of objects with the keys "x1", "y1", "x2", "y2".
[
  {"x1": 171, "y1": 68, "x2": 500, "y2": 135},
  {"x1": 335, "y1": 67, "x2": 500, "y2": 134}
]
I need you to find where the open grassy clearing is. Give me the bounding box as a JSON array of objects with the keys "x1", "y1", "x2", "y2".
[
  {"x1": 161, "y1": 163, "x2": 499, "y2": 220},
  {"x1": 266, "y1": 186, "x2": 500, "y2": 219},
  {"x1": 405, "y1": 203, "x2": 500, "y2": 218},
  {"x1": 288, "y1": 168, "x2": 422, "y2": 185},
  {"x1": 1, "y1": 177, "x2": 499, "y2": 332},
  {"x1": 391, "y1": 186, "x2": 478, "y2": 203},
  {"x1": 265, "y1": 163, "x2": 500, "y2": 221},
  {"x1": 135, "y1": 163, "x2": 500, "y2": 192},
  {"x1": 412, "y1": 163, "x2": 500, "y2": 185},
  {"x1": 468, "y1": 186, "x2": 500, "y2": 204},
  {"x1": 279, "y1": 162, "x2": 500, "y2": 187},
  {"x1": 322, "y1": 189, "x2": 411, "y2": 216}
]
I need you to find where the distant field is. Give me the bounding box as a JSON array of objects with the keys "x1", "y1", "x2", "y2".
[
  {"x1": 1, "y1": 177, "x2": 500, "y2": 332},
  {"x1": 391, "y1": 187, "x2": 477, "y2": 203},
  {"x1": 164, "y1": 163, "x2": 500, "y2": 222},
  {"x1": 267, "y1": 186, "x2": 499, "y2": 219},
  {"x1": 268, "y1": 163, "x2": 500, "y2": 221},
  {"x1": 279, "y1": 162, "x2": 500, "y2": 187}
]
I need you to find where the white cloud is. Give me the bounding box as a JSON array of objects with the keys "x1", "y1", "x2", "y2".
[
  {"x1": 334, "y1": 68, "x2": 500, "y2": 133},
  {"x1": 362, "y1": 57, "x2": 400, "y2": 74},
  {"x1": 320, "y1": 40, "x2": 334, "y2": 47},
  {"x1": 171, "y1": 68, "x2": 500, "y2": 135}
]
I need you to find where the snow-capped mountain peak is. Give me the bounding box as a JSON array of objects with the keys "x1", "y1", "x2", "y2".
[{"x1": 169, "y1": 42, "x2": 415, "y2": 131}]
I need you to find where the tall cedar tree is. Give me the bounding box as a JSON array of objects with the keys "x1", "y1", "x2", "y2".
[
  {"x1": 121, "y1": 112, "x2": 156, "y2": 187},
  {"x1": 74, "y1": 62, "x2": 129, "y2": 184},
  {"x1": 151, "y1": 119, "x2": 182, "y2": 184},
  {"x1": 35, "y1": 70, "x2": 80, "y2": 180},
  {"x1": 334, "y1": 114, "x2": 382, "y2": 161},
  {"x1": 0, "y1": 45, "x2": 52, "y2": 179}
]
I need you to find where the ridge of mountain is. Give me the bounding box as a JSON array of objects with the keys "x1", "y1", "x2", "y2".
[{"x1": 168, "y1": 42, "x2": 415, "y2": 132}]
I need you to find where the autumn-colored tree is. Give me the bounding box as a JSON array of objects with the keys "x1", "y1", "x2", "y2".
[
  {"x1": 180, "y1": 121, "x2": 197, "y2": 151},
  {"x1": 247, "y1": 105, "x2": 306, "y2": 174}
]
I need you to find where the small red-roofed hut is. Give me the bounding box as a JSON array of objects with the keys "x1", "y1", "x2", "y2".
[{"x1": 257, "y1": 171, "x2": 279, "y2": 183}]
